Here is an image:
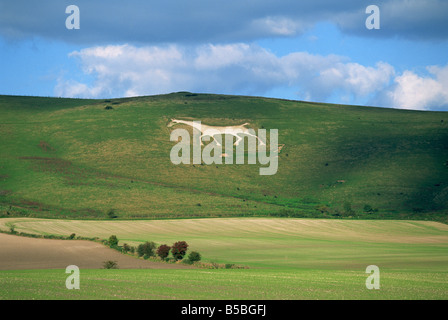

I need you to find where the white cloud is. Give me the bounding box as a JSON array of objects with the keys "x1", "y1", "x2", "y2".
[
  {"x1": 56, "y1": 43, "x2": 396, "y2": 105},
  {"x1": 378, "y1": 65, "x2": 448, "y2": 110},
  {"x1": 322, "y1": 62, "x2": 395, "y2": 97},
  {"x1": 56, "y1": 43, "x2": 448, "y2": 111},
  {"x1": 55, "y1": 43, "x2": 393, "y2": 101}
]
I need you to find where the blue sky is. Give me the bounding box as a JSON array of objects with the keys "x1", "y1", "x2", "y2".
[{"x1": 1, "y1": 0, "x2": 448, "y2": 110}]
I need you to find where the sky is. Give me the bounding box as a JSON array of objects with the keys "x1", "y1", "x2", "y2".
[{"x1": 1, "y1": 0, "x2": 448, "y2": 111}]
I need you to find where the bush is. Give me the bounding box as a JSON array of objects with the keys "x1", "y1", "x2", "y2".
[
  {"x1": 363, "y1": 204, "x2": 378, "y2": 213},
  {"x1": 103, "y1": 261, "x2": 118, "y2": 269},
  {"x1": 137, "y1": 244, "x2": 144, "y2": 257},
  {"x1": 137, "y1": 241, "x2": 157, "y2": 258},
  {"x1": 156, "y1": 244, "x2": 171, "y2": 260},
  {"x1": 122, "y1": 243, "x2": 131, "y2": 253},
  {"x1": 188, "y1": 251, "x2": 201, "y2": 263},
  {"x1": 108, "y1": 235, "x2": 119, "y2": 247},
  {"x1": 316, "y1": 205, "x2": 330, "y2": 214},
  {"x1": 69, "y1": 233, "x2": 76, "y2": 240},
  {"x1": 107, "y1": 209, "x2": 118, "y2": 219},
  {"x1": 171, "y1": 241, "x2": 189, "y2": 260}
]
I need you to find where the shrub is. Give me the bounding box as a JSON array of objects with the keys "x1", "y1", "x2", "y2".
[
  {"x1": 69, "y1": 233, "x2": 76, "y2": 240},
  {"x1": 363, "y1": 204, "x2": 378, "y2": 213},
  {"x1": 103, "y1": 261, "x2": 118, "y2": 269},
  {"x1": 171, "y1": 241, "x2": 189, "y2": 260},
  {"x1": 156, "y1": 244, "x2": 171, "y2": 260},
  {"x1": 108, "y1": 235, "x2": 119, "y2": 247},
  {"x1": 188, "y1": 251, "x2": 201, "y2": 263},
  {"x1": 107, "y1": 209, "x2": 117, "y2": 219},
  {"x1": 122, "y1": 243, "x2": 131, "y2": 253},
  {"x1": 137, "y1": 241, "x2": 157, "y2": 258},
  {"x1": 137, "y1": 244, "x2": 144, "y2": 257},
  {"x1": 331, "y1": 208, "x2": 342, "y2": 217},
  {"x1": 316, "y1": 205, "x2": 330, "y2": 214}
]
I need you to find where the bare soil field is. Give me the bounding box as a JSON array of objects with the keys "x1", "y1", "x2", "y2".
[{"x1": 0, "y1": 233, "x2": 191, "y2": 270}]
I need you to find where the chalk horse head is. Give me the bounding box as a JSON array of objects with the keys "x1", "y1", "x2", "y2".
[{"x1": 167, "y1": 119, "x2": 181, "y2": 128}]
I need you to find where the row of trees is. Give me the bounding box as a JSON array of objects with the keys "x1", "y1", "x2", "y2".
[{"x1": 108, "y1": 236, "x2": 201, "y2": 264}]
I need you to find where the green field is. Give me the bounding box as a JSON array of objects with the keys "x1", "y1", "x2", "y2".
[
  {"x1": 2, "y1": 268, "x2": 446, "y2": 300},
  {"x1": 0, "y1": 217, "x2": 447, "y2": 299},
  {"x1": 1, "y1": 93, "x2": 447, "y2": 221},
  {"x1": 1, "y1": 93, "x2": 447, "y2": 300},
  {"x1": 2, "y1": 217, "x2": 447, "y2": 270}
]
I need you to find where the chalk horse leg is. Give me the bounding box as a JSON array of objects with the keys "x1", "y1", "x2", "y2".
[
  {"x1": 244, "y1": 132, "x2": 266, "y2": 146},
  {"x1": 199, "y1": 134, "x2": 222, "y2": 146},
  {"x1": 233, "y1": 134, "x2": 243, "y2": 146}
]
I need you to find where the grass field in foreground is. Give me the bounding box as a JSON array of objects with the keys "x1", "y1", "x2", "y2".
[
  {"x1": 0, "y1": 217, "x2": 447, "y2": 299},
  {"x1": 1, "y1": 268, "x2": 446, "y2": 300}
]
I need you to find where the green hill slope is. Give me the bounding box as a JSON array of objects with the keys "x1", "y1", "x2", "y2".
[{"x1": 0, "y1": 93, "x2": 447, "y2": 221}]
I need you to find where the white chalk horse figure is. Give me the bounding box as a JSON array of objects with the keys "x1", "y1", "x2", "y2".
[{"x1": 167, "y1": 119, "x2": 266, "y2": 146}]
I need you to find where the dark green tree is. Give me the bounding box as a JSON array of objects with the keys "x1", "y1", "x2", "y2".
[
  {"x1": 137, "y1": 241, "x2": 157, "y2": 258},
  {"x1": 188, "y1": 251, "x2": 201, "y2": 263},
  {"x1": 108, "y1": 235, "x2": 119, "y2": 247}
]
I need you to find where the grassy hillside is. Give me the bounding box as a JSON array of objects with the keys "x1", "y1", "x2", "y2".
[{"x1": 1, "y1": 93, "x2": 447, "y2": 221}]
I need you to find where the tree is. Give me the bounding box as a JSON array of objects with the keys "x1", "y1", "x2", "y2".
[
  {"x1": 188, "y1": 251, "x2": 201, "y2": 263},
  {"x1": 137, "y1": 241, "x2": 157, "y2": 258},
  {"x1": 108, "y1": 235, "x2": 119, "y2": 247},
  {"x1": 156, "y1": 244, "x2": 171, "y2": 260},
  {"x1": 171, "y1": 241, "x2": 189, "y2": 261},
  {"x1": 122, "y1": 243, "x2": 131, "y2": 253}
]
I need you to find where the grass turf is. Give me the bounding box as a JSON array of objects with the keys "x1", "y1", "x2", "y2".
[
  {"x1": 1, "y1": 268, "x2": 446, "y2": 300},
  {"x1": 1, "y1": 93, "x2": 447, "y2": 221}
]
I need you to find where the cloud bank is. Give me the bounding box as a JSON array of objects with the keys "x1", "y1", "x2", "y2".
[
  {"x1": 54, "y1": 43, "x2": 448, "y2": 110},
  {"x1": 375, "y1": 65, "x2": 448, "y2": 110}
]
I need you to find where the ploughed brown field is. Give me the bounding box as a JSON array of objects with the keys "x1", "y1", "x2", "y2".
[{"x1": 0, "y1": 233, "x2": 191, "y2": 270}]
